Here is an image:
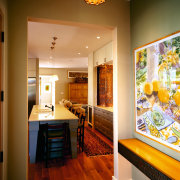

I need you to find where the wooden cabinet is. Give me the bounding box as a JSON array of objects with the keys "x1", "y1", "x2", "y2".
[
  {"x1": 69, "y1": 83, "x2": 88, "y2": 104},
  {"x1": 94, "y1": 42, "x2": 113, "y2": 66},
  {"x1": 97, "y1": 65, "x2": 113, "y2": 107},
  {"x1": 94, "y1": 107, "x2": 113, "y2": 140}
]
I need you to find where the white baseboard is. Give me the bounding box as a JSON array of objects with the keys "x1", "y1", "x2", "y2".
[
  {"x1": 112, "y1": 176, "x2": 132, "y2": 180},
  {"x1": 112, "y1": 176, "x2": 117, "y2": 180}
]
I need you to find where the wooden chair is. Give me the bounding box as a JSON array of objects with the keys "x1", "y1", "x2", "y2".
[
  {"x1": 64, "y1": 101, "x2": 72, "y2": 110},
  {"x1": 73, "y1": 107, "x2": 80, "y2": 117},
  {"x1": 77, "y1": 108, "x2": 86, "y2": 152},
  {"x1": 72, "y1": 104, "x2": 82, "y2": 115},
  {"x1": 44, "y1": 123, "x2": 67, "y2": 168}
]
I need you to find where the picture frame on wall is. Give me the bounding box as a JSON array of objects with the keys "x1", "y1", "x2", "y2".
[
  {"x1": 68, "y1": 71, "x2": 88, "y2": 78},
  {"x1": 134, "y1": 31, "x2": 180, "y2": 152},
  {"x1": 44, "y1": 83, "x2": 51, "y2": 93}
]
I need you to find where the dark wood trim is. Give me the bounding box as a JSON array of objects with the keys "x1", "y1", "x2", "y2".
[
  {"x1": 97, "y1": 67, "x2": 100, "y2": 105},
  {"x1": 1, "y1": 31, "x2": 4, "y2": 43},
  {"x1": 1, "y1": 91, "x2": 4, "y2": 102},
  {"x1": 118, "y1": 141, "x2": 171, "y2": 180},
  {"x1": 0, "y1": 151, "x2": 3, "y2": 162}
]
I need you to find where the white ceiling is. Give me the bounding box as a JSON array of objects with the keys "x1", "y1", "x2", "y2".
[{"x1": 28, "y1": 21, "x2": 113, "y2": 68}]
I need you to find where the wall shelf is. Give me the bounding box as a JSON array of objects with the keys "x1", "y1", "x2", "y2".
[{"x1": 118, "y1": 138, "x2": 180, "y2": 180}]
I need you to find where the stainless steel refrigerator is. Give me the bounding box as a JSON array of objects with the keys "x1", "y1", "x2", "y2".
[{"x1": 28, "y1": 77, "x2": 36, "y2": 118}]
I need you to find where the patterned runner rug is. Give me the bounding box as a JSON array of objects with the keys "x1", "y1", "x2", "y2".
[{"x1": 83, "y1": 127, "x2": 113, "y2": 156}]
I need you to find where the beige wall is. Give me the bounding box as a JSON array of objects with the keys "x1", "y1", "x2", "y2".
[
  {"x1": 7, "y1": 0, "x2": 131, "y2": 180},
  {"x1": 28, "y1": 58, "x2": 37, "y2": 77},
  {"x1": 39, "y1": 68, "x2": 87, "y2": 104}
]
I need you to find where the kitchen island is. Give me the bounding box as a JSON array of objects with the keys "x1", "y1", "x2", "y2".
[{"x1": 28, "y1": 104, "x2": 79, "y2": 163}]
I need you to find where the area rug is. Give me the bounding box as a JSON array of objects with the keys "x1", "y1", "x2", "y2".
[{"x1": 83, "y1": 127, "x2": 113, "y2": 157}]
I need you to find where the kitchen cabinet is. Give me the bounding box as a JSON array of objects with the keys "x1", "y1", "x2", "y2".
[
  {"x1": 94, "y1": 106, "x2": 113, "y2": 140},
  {"x1": 105, "y1": 42, "x2": 113, "y2": 62},
  {"x1": 94, "y1": 42, "x2": 113, "y2": 66},
  {"x1": 97, "y1": 65, "x2": 113, "y2": 107},
  {"x1": 69, "y1": 83, "x2": 88, "y2": 104}
]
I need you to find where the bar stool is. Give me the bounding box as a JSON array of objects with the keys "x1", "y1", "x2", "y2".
[
  {"x1": 72, "y1": 104, "x2": 82, "y2": 115},
  {"x1": 77, "y1": 108, "x2": 86, "y2": 152},
  {"x1": 64, "y1": 101, "x2": 72, "y2": 110},
  {"x1": 43, "y1": 123, "x2": 67, "y2": 168}
]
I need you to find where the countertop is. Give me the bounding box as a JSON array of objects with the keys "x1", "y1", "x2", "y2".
[{"x1": 29, "y1": 104, "x2": 79, "y2": 122}]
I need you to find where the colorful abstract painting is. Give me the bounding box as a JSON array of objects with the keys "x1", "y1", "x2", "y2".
[
  {"x1": 44, "y1": 83, "x2": 51, "y2": 93},
  {"x1": 135, "y1": 31, "x2": 180, "y2": 152}
]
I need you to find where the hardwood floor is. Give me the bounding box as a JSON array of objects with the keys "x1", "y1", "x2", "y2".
[{"x1": 29, "y1": 123, "x2": 114, "y2": 180}]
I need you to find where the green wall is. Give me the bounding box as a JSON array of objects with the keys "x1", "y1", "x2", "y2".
[{"x1": 131, "y1": 0, "x2": 180, "y2": 162}]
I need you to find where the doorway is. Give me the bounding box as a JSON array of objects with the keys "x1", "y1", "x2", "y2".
[
  {"x1": 39, "y1": 75, "x2": 55, "y2": 105},
  {"x1": 28, "y1": 19, "x2": 115, "y2": 180}
]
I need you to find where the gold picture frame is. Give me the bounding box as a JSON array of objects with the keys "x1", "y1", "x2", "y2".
[{"x1": 134, "y1": 31, "x2": 180, "y2": 152}]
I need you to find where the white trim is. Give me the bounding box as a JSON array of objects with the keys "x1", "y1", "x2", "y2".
[
  {"x1": 113, "y1": 28, "x2": 119, "y2": 180},
  {"x1": 112, "y1": 176, "x2": 117, "y2": 180}
]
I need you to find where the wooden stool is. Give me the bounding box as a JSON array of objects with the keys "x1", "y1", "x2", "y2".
[
  {"x1": 44, "y1": 123, "x2": 67, "y2": 168},
  {"x1": 77, "y1": 108, "x2": 86, "y2": 152}
]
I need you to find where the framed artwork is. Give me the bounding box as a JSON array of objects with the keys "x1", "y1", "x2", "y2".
[
  {"x1": 134, "y1": 31, "x2": 180, "y2": 152},
  {"x1": 44, "y1": 83, "x2": 51, "y2": 93},
  {"x1": 68, "y1": 71, "x2": 88, "y2": 78}
]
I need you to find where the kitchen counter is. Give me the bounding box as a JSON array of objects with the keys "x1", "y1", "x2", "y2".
[
  {"x1": 94, "y1": 106, "x2": 113, "y2": 140},
  {"x1": 28, "y1": 104, "x2": 79, "y2": 163},
  {"x1": 96, "y1": 106, "x2": 113, "y2": 112}
]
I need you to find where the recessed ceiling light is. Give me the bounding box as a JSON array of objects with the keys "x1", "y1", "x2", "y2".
[
  {"x1": 78, "y1": 52, "x2": 81, "y2": 55},
  {"x1": 49, "y1": 56, "x2": 53, "y2": 59},
  {"x1": 86, "y1": 46, "x2": 89, "y2": 49},
  {"x1": 96, "y1": 36, "x2": 100, "y2": 39}
]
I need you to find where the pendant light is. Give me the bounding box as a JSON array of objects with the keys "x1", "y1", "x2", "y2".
[{"x1": 84, "y1": 0, "x2": 105, "y2": 5}]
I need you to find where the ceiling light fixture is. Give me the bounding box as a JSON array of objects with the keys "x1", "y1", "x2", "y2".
[
  {"x1": 52, "y1": 42, "x2": 56, "y2": 46},
  {"x1": 86, "y1": 46, "x2": 89, "y2": 49},
  {"x1": 53, "y1": 37, "x2": 58, "y2": 41},
  {"x1": 84, "y1": 0, "x2": 105, "y2": 5},
  {"x1": 48, "y1": 37, "x2": 58, "y2": 66},
  {"x1": 96, "y1": 36, "x2": 100, "y2": 39},
  {"x1": 78, "y1": 52, "x2": 81, "y2": 55}
]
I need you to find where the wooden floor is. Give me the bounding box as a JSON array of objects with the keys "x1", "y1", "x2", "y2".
[{"x1": 28, "y1": 124, "x2": 114, "y2": 180}]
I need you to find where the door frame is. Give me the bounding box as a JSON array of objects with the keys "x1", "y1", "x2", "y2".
[
  {"x1": 39, "y1": 75, "x2": 56, "y2": 105},
  {"x1": 0, "y1": 8, "x2": 4, "y2": 180},
  {"x1": 27, "y1": 18, "x2": 118, "y2": 180}
]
